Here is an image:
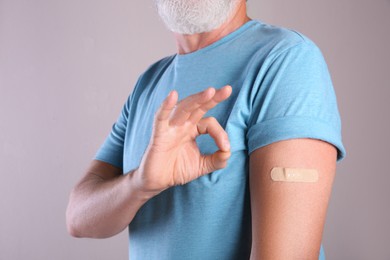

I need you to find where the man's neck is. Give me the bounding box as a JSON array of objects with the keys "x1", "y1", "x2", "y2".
[{"x1": 174, "y1": 1, "x2": 250, "y2": 55}]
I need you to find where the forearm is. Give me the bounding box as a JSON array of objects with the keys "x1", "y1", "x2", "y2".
[
  {"x1": 66, "y1": 169, "x2": 153, "y2": 238},
  {"x1": 66, "y1": 87, "x2": 232, "y2": 239}
]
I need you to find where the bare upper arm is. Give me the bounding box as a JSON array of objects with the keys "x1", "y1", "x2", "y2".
[{"x1": 249, "y1": 138, "x2": 337, "y2": 260}]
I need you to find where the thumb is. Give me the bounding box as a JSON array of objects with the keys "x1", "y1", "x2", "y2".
[{"x1": 200, "y1": 150, "x2": 231, "y2": 175}]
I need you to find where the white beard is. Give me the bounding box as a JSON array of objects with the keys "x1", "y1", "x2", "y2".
[{"x1": 154, "y1": 0, "x2": 241, "y2": 35}]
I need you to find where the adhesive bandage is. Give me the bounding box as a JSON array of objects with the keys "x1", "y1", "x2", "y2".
[{"x1": 270, "y1": 167, "x2": 318, "y2": 183}]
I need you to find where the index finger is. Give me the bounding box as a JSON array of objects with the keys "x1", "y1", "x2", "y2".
[
  {"x1": 169, "y1": 87, "x2": 216, "y2": 126},
  {"x1": 188, "y1": 85, "x2": 232, "y2": 123}
]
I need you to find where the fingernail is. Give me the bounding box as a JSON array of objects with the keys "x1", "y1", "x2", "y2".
[{"x1": 203, "y1": 88, "x2": 212, "y2": 96}]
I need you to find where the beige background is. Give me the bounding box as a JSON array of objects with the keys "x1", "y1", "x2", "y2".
[{"x1": 1, "y1": 0, "x2": 389, "y2": 259}]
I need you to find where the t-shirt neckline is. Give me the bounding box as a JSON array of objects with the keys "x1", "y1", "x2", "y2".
[{"x1": 174, "y1": 20, "x2": 260, "y2": 62}]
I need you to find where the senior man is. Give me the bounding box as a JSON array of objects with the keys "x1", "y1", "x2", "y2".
[{"x1": 66, "y1": 0, "x2": 346, "y2": 259}]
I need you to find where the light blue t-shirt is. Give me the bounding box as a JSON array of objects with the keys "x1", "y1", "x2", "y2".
[{"x1": 95, "y1": 20, "x2": 346, "y2": 260}]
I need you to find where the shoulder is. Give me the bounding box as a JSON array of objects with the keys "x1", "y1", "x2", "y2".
[
  {"x1": 248, "y1": 20, "x2": 322, "y2": 61},
  {"x1": 130, "y1": 54, "x2": 176, "y2": 98},
  {"x1": 138, "y1": 55, "x2": 176, "y2": 83}
]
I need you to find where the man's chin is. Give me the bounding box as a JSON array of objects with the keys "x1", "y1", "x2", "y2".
[
  {"x1": 169, "y1": 25, "x2": 219, "y2": 35},
  {"x1": 155, "y1": 0, "x2": 240, "y2": 35}
]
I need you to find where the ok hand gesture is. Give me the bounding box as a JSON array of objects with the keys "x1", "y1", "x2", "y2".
[{"x1": 135, "y1": 86, "x2": 232, "y2": 194}]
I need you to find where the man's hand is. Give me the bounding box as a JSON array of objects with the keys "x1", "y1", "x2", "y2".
[
  {"x1": 66, "y1": 86, "x2": 232, "y2": 238},
  {"x1": 134, "y1": 86, "x2": 232, "y2": 194}
]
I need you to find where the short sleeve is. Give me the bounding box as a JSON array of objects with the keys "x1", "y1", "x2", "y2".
[
  {"x1": 246, "y1": 39, "x2": 346, "y2": 161},
  {"x1": 94, "y1": 95, "x2": 131, "y2": 169}
]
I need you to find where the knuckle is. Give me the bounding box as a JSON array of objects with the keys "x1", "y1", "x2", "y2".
[
  {"x1": 174, "y1": 104, "x2": 190, "y2": 115},
  {"x1": 181, "y1": 106, "x2": 191, "y2": 114},
  {"x1": 204, "y1": 116, "x2": 217, "y2": 124},
  {"x1": 154, "y1": 110, "x2": 165, "y2": 122},
  {"x1": 196, "y1": 122, "x2": 205, "y2": 135},
  {"x1": 197, "y1": 106, "x2": 208, "y2": 115}
]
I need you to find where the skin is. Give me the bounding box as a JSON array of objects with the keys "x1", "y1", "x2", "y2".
[
  {"x1": 67, "y1": 1, "x2": 337, "y2": 259},
  {"x1": 174, "y1": 0, "x2": 250, "y2": 54},
  {"x1": 66, "y1": 86, "x2": 233, "y2": 238},
  {"x1": 249, "y1": 139, "x2": 336, "y2": 259}
]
